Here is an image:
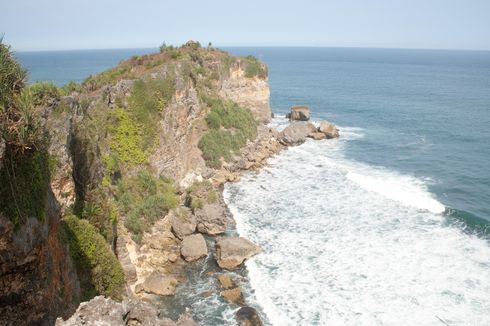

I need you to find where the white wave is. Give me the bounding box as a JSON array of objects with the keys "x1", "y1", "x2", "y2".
[
  {"x1": 346, "y1": 171, "x2": 445, "y2": 214},
  {"x1": 224, "y1": 137, "x2": 490, "y2": 326}
]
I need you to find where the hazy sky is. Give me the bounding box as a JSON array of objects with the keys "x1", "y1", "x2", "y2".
[{"x1": 2, "y1": 0, "x2": 490, "y2": 51}]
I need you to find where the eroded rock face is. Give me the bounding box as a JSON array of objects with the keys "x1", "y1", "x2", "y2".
[
  {"x1": 280, "y1": 122, "x2": 317, "y2": 146},
  {"x1": 318, "y1": 120, "x2": 340, "y2": 139},
  {"x1": 181, "y1": 234, "x2": 208, "y2": 262},
  {"x1": 308, "y1": 132, "x2": 327, "y2": 140},
  {"x1": 215, "y1": 237, "x2": 261, "y2": 270},
  {"x1": 195, "y1": 202, "x2": 227, "y2": 235},
  {"x1": 286, "y1": 105, "x2": 311, "y2": 121},
  {"x1": 55, "y1": 295, "x2": 191, "y2": 326},
  {"x1": 171, "y1": 207, "x2": 197, "y2": 240},
  {"x1": 135, "y1": 272, "x2": 178, "y2": 296},
  {"x1": 219, "y1": 64, "x2": 272, "y2": 123},
  {"x1": 0, "y1": 191, "x2": 80, "y2": 325}
]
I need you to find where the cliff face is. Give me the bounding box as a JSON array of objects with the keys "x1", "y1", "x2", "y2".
[
  {"x1": 0, "y1": 190, "x2": 80, "y2": 325},
  {"x1": 219, "y1": 65, "x2": 271, "y2": 124}
]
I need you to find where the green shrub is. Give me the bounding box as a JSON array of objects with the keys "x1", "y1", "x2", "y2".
[
  {"x1": 28, "y1": 81, "x2": 61, "y2": 106},
  {"x1": 62, "y1": 81, "x2": 83, "y2": 95},
  {"x1": 108, "y1": 108, "x2": 147, "y2": 165},
  {"x1": 82, "y1": 65, "x2": 134, "y2": 90},
  {"x1": 199, "y1": 97, "x2": 257, "y2": 168},
  {"x1": 186, "y1": 180, "x2": 218, "y2": 210},
  {"x1": 0, "y1": 149, "x2": 50, "y2": 226},
  {"x1": 243, "y1": 55, "x2": 267, "y2": 79},
  {"x1": 0, "y1": 39, "x2": 26, "y2": 109},
  {"x1": 61, "y1": 215, "x2": 125, "y2": 301},
  {"x1": 115, "y1": 169, "x2": 178, "y2": 242}
]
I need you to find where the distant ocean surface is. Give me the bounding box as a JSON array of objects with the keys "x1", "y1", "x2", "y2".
[{"x1": 17, "y1": 47, "x2": 490, "y2": 325}]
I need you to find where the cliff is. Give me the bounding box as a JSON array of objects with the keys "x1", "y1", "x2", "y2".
[{"x1": 1, "y1": 41, "x2": 273, "y2": 325}]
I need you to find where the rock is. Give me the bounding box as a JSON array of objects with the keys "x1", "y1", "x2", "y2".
[
  {"x1": 168, "y1": 253, "x2": 179, "y2": 263},
  {"x1": 280, "y1": 122, "x2": 317, "y2": 146},
  {"x1": 180, "y1": 234, "x2": 208, "y2": 262},
  {"x1": 171, "y1": 207, "x2": 197, "y2": 240},
  {"x1": 318, "y1": 120, "x2": 340, "y2": 138},
  {"x1": 287, "y1": 105, "x2": 310, "y2": 121},
  {"x1": 218, "y1": 274, "x2": 235, "y2": 289},
  {"x1": 215, "y1": 237, "x2": 261, "y2": 270},
  {"x1": 55, "y1": 296, "x2": 177, "y2": 326},
  {"x1": 176, "y1": 311, "x2": 200, "y2": 326},
  {"x1": 308, "y1": 132, "x2": 327, "y2": 140},
  {"x1": 195, "y1": 203, "x2": 227, "y2": 235},
  {"x1": 221, "y1": 287, "x2": 244, "y2": 304},
  {"x1": 135, "y1": 272, "x2": 178, "y2": 296},
  {"x1": 236, "y1": 306, "x2": 263, "y2": 326}
]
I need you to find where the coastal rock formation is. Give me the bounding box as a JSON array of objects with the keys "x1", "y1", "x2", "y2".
[
  {"x1": 308, "y1": 132, "x2": 327, "y2": 140},
  {"x1": 181, "y1": 234, "x2": 208, "y2": 262},
  {"x1": 286, "y1": 105, "x2": 311, "y2": 121},
  {"x1": 195, "y1": 202, "x2": 228, "y2": 235},
  {"x1": 236, "y1": 307, "x2": 263, "y2": 326},
  {"x1": 135, "y1": 272, "x2": 178, "y2": 296},
  {"x1": 280, "y1": 122, "x2": 317, "y2": 146},
  {"x1": 0, "y1": 192, "x2": 80, "y2": 325},
  {"x1": 55, "y1": 295, "x2": 198, "y2": 326},
  {"x1": 219, "y1": 63, "x2": 272, "y2": 123},
  {"x1": 318, "y1": 120, "x2": 340, "y2": 138},
  {"x1": 171, "y1": 207, "x2": 197, "y2": 240},
  {"x1": 215, "y1": 237, "x2": 262, "y2": 270}
]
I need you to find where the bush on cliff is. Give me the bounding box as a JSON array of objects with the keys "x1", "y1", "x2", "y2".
[
  {"x1": 61, "y1": 215, "x2": 125, "y2": 301},
  {"x1": 115, "y1": 168, "x2": 178, "y2": 242},
  {"x1": 0, "y1": 39, "x2": 52, "y2": 226},
  {"x1": 199, "y1": 96, "x2": 257, "y2": 168},
  {"x1": 243, "y1": 55, "x2": 267, "y2": 79},
  {"x1": 28, "y1": 81, "x2": 62, "y2": 106}
]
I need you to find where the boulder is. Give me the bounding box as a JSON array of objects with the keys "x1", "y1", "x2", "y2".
[
  {"x1": 318, "y1": 120, "x2": 339, "y2": 139},
  {"x1": 181, "y1": 234, "x2": 208, "y2": 262},
  {"x1": 221, "y1": 287, "x2": 244, "y2": 304},
  {"x1": 236, "y1": 306, "x2": 263, "y2": 326},
  {"x1": 195, "y1": 203, "x2": 227, "y2": 235},
  {"x1": 55, "y1": 296, "x2": 177, "y2": 326},
  {"x1": 280, "y1": 122, "x2": 317, "y2": 146},
  {"x1": 308, "y1": 132, "x2": 327, "y2": 140},
  {"x1": 286, "y1": 105, "x2": 310, "y2": 121},
  {"x1": 171, "y1": 207, "x2": 197, "y2": 240},
  {"x1": 135, "y1": 272, "x2": 178, "y2": 296},
  {"x1": 218, "y1": 274, "x2": 235, "y2": 289},
  {"x1": 215, "y1": 237, "x2": 261, "y2": 270}
]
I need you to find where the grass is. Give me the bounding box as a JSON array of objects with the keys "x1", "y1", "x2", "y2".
[
  {"x1": 198, "y1": 96, "x2": 257, "y2": 168},
  {"x1": 28, "y1": 81, "x2": 61, "y2": 106},
  {"x1": 186, "y1": 180, "x2": 218, "y2": 210},
  {"x1": 243, "y1": 55, "x2": 267, "y2": 79},
  {"x1": 61, "y1": 215, "x2": 125, "y2": 301},
  {"x1": 115, "y1": 168, "x2": 178, "y2": 242}
]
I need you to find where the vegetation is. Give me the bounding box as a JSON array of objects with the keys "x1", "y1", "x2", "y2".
[
  {"x1": 83, "y1": 65, "x2": 135, "y2": 91},
  {"x1": 28, "y1": 81, "x2": 61, "y2": 106},
  {"x1": 115, "y1": 169, "x2": 178, "y2": 242},
  {"x1": 243, "y1": 55, "x2": 267, "y2": 78},
  {"x1": 61, "y1": 215, "x2": 125, "y2": 301},
  {"x1": 186, "y1": 180, "x2": 218, "y2": 211},
  {"x1": 198, "y1": 96, "x2": 257, "y2": 168}
]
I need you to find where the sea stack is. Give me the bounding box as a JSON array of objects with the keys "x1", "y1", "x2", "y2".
[{"x1": 286, "y1": 105, "x2": 311, "y2": 121}]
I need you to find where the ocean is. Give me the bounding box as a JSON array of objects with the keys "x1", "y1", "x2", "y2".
[{"x1": 17, "y1": 47, "x2": 490, "y2": 325}]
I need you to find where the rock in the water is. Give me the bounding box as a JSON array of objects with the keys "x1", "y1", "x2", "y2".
[
  {"x1": 308, "y1": 132, "x2": 327, "y2": 140},
  {"x1": 236, "y1": 306, "x2": 263, "y2": 326},
  {"x1": 221, "y1": 287, "x2": 244, "y2": 304},
  {"x1": 286, "y1": 105, "x2": 310, "y2": 121},
  {"x1": 215, "y1": 237, "x2": 261, "y2": 270},
  {"x1": 135, "y1": 272, "x2": 178, "y2": 296},
  {"x1": 55, "y1": 296, "x2": 177, "y2": 326},
  {"x1": 280, "y1": 122, "x2": 317, "y2": 146},
  {"x1": 195, "y1": 203, "x2": 227, "y2": 235},
  {"x1": 218, "y1": 274, "x2": 235, "y2": 289},
  {"x1": 318, "y1": 120, "x2": 339, "y2": 138},
  {"x1": 181, "y1": 234, "x2": 208, "y2": 262},
  {"x1": 176, "y1": 310, "x2": 200, "y2": 326},
  {"x1": 171, "y1": 207, "x2": 197, "y2": 240}
]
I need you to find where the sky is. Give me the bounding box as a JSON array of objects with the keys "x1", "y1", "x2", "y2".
[{"x1": 1, "y1": 0, "x2": 490, "y2": 51}]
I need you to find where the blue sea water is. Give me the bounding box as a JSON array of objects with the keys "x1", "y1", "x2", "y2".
[{"x1": 17, "y1": 47, "x2": 490, "y2": 325}]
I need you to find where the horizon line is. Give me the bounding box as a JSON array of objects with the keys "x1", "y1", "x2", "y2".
[{"x1": 14, "y1": 44, "x2": 490, "y2": 54}]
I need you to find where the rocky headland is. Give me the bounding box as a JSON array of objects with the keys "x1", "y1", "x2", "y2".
[{"x1": 0, "y1": 40, "x2": 338, "y2": 326}]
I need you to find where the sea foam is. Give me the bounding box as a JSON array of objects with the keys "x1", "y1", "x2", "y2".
[{"x1": 224, "y1": 129, "x2": 490, "y2": 326}]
